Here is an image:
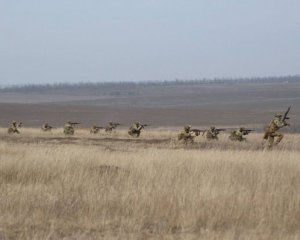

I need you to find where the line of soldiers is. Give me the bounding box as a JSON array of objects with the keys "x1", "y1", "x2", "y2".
[
  {"x1": 5, "y1": 108, "x2": 291, "y2": 149},
  {"x1": 178, "y1": 108, "x2": 291, "y2": 149}
]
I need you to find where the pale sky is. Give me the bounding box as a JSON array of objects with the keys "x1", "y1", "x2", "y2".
[{"x1": 0, "y1": 0, "x2": 299, "y2": 85}]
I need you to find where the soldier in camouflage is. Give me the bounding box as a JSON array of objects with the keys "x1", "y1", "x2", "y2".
[
  {"x1": 178, "y1": 125, "x2": 194, "y2": 144},
  {"x1": 206, "y1": 126, "x2": 219, "y2": 140},
  {"x1": 90, "y1": 125, "x2": 102, "y2": 134},
  {"x1": 229, "y1": 127, "x2": 247, "y2": 142},
  {"x1": 63, "y1": 121, "x2": 75, "y2": 135},
  {"x1": 105, "y1": 122, "x2": 120, "y2": 133},
  {"x1": 128, "y1": 122, "x2": 143, "y2": 137},
  {"x1": 263, "y1": 114, "x2": 289, "y2": 148},
  {"x1": 41, "y1": 123, "x2": 53, "y2": 132},
  {"x1": 7, "y1": 121, "x2": 20, "y2": 134}
]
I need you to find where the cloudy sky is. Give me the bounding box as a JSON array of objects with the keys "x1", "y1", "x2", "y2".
[{"x1": 1, "y1": 0, "x2": 299, "y2": 85}]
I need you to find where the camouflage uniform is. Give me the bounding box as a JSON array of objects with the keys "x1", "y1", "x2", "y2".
[
  {"x1": 90, "y1": 125, "x2": 101, "y2": 134},
  {"x1": 41, "y1": 123, "x2": 52, "y2": 132},
  {"x1": 263, "y1": 114, "x2": 289, "y2": 148},
  {"x1": 229, "y1": 127, "x2": 246, "y2": 142},
  {"x1": 7, "y1": 121, "x2": 20, "y2": 134},
  {"x1": 105, "y1": 122, "x2": 115, "y2": 133},
  {"x1": 128, "y1": 122, "x2": 143, "y2": 137},
  {"x1": 206, "y1": 126, "x2": 219, "y2": 140},
  {"x1": 64, "y1": 121, "x2": 75, "y2": 135},
  {"x1": 178, "y1": 125, "x2": 194, "y2": 144}
]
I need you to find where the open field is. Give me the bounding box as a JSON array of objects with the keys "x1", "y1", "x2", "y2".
[
  {"x1": 1, "y1": 128, "x2": 300, "y2": 239},
  {"x1": 1, "y1": 80, "x2": 300, "y2": 128}
]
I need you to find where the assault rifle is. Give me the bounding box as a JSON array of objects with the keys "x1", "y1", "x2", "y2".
[
  {"x1": 190, "y1": 129, "x2": 206, "y2": 136},
  {"x1": 112, "y1": 123, "x2": 121, "y2": 128},
  {"x1": 70, "y1": 122, "x2": 80, "y2": 125},
  {"x1": 93, "y1": 126, "x2": 104, "y2": 130},
  {"x1": 141, "y1": 124, "x2": 150, "y2": 128},
  {"x1": 215, "y1": 128, "x2": 226, "y2": 132},
  {"x1": 283, "y1": 106, "x2": 291, "y2": 121},
  {"x1": 242, "y1": 129, "x2": 253, "y2": 135}
]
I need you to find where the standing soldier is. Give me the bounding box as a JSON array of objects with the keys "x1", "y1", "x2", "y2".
[
  {"x1": 206, "y1": 126, "x2": 220, "y2": 140},
  {"x1": 178, "y1": 125, "x2": 194, "y2": 144},
  {"x1": 263, "y1": 110, "x2": 290, "y2": 148},
  {"x1": 128, "y1": 122, "x2": 148, "y2": 137},
  {"x1": 229, "y1": 127, "x2": 251, "y2": 142},
  {"x1": 63, "y1": 121, "x2": 80, "y2": 135},
  {"x1": 41, "y1": 123, "x2": 53, "y2": 132},
  {"x1": 7, "y1": 121, "x2": 20, "y2": 134}
]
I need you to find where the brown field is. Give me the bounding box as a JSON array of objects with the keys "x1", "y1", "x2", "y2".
[{"x1": 1, "y1": 128, "x2": 300, "y2": 239}]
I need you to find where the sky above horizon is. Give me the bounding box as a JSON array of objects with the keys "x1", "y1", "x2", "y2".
[{"x1": 1, "y1": 0, "x2": 300, "y2": 85}]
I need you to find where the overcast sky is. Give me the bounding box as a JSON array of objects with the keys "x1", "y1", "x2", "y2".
[{"x1": 0, "y1": 0, "x2": 299, "y2": 85}]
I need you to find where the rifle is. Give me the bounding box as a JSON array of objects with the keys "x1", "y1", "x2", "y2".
[
  {"x1": 94, "y1": 126, "x2": 104, "y2": 129},
  {"x1": 283, "y1": 106, "x2": 291, "y2": 121},
  {"x1": 190, "y1": 129, "x2": 206, "y2": 136},
  {"x1": 70, "y1": 122, "x2": 80, "y2": 125},
  {"x1": 215, "y1": 128, "x2": 226, "y2": 132},
  {"x1": 141, "y1": 124, "x2": 150, "y2": 128},
  {"x1": 242, "y1": 129, "x2": 253, "y2": 135},
  {"x1": 112, "y1": 123, "x2": 121, "y2": 128}
]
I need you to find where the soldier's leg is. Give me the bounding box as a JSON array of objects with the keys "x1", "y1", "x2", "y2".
[
  {"x1": 274, "y1": 133, "x2": 283, "y2": 145},
  {"x1": 268, "y1": 135, "x2": 274, "y2": 148}
]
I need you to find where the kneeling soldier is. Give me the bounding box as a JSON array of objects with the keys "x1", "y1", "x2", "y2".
[
  {"x1": 7, "y1": 121, "x2": 20, "y2": 134},
  {"x1": 178, "y1": 125, "x2": 194, "y2": 144}
]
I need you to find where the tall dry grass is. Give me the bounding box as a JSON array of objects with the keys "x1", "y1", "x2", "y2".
[{"x1": 0, "y1": 128, "x2": 300, "y2": 239}]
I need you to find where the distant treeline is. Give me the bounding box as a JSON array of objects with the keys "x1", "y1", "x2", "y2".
[{"x1": 1, "y1": 75, "x2": 300, "y2": 92}]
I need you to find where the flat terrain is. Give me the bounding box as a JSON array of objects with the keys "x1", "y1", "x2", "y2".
[
  {"x1": 1, "y1": 80, "x2": 300, "y2": 129},
  {"x1": 1, "y1": 128, "x2": 300, "y2": 239}
]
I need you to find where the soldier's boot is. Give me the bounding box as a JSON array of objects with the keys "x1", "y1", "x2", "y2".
[{"x1": 275, "y1": 133, "x2": 284, "y2": 145}]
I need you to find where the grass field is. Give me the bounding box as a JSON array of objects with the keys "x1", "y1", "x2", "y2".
[{"x1": 1, "y1": 128, "x2": 300, "y2": 239}]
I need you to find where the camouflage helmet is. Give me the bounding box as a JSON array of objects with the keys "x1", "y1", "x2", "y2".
[
  {"x1": 239, "y1": 127, "x2": 245, "y2": 131},
  {"x1": 275, "y1": 113, "x2": 282, "y2": 118},
  {"x1": 135, "y1": 121, "x2": 140, "y2": 125},
  {"x1": 184, "y1": 125, "x2": 191, "y2": 131}
]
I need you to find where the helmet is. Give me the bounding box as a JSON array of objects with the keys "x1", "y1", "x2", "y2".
[
  {"x1": 239, "y1": 127, "x2": 245, "y2": 131},
  {"x1": 275, "y1": 113, "x2": 282, "y2": 118},
  {"x1": 184, "y1": 125, "x2": 191, "y2": 131}
]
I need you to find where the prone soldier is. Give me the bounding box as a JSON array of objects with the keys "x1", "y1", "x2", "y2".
[
  {"x1": 263, "y1": 107, "x2": 290, "y2": 148},
  {"x1": 7, "y1": 121, "x2": 20, "y2": 134},
  {"x1": 128, "y1": 122, "x2": 149, "y2": 137}
]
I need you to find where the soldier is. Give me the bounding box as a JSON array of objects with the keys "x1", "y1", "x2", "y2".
[
  {"x1": 41, "y1": 123, "x2": 53, "y2": 132},
  {"x1": 7, "y1": 121, "x2": 20, "y2": 134},
  {"x1": 263, "y1": 113, "x2": 289, "y2": 148},
  {"x1": 178, "y1": 125, "x2": 194, "y2": 144},
  {"x1": 90, "y1": 125, "x2": 103, "y2": 134},
  {"x1": 128, "y1": 122, "x2": 145, "y2": 137},
  {"x1": 229, "y1": 127, "x2": 248, "y2": 142},
  {"x1": 63, "y1": 120, "x2": 78, "y2": 135},
  {"x1": 206, "y1": 126, "x2": 220, "y2": 140},
  {"x1": 105, "y1": 122, "x2": 120, "y2": 133}
]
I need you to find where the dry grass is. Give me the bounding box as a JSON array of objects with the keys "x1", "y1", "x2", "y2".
[{"x1": 1, "y1": 128, "x2": 300, "y2": 239}]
